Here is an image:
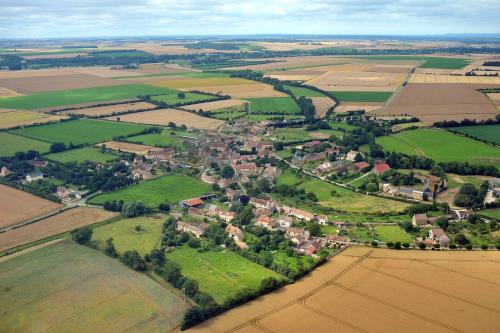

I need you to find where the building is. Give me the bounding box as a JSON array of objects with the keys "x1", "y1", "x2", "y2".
[
  {"x1": 179, "y1": 197, "x2": 205, "y2": 209},
  {"x1": 449, "y1": 209, "x2": 472, "y2": 221},
  {"x1": 217, "y1": 210, "x2": 236, "y2": 222},
  {"x1": 31, "y1": 160, "x2": 48, "y2": 168},
  {"x1": 277, "y1": 215, "x2": 293, "y2": 228},
  {"x1": 412, "y1": 213, "x2": 429, "y2": 228},
  {"x1": 176, "y1": 221, "x2": 209, "y2": 238},
  {"x1": 249, "y1": 197, "x2": 275, "y2": 211},
  {"x1": 289, "y1": 208, "x2": 314, "y2": 222},
  {"x1": 233, "y1": 162, "x2": 257, "y2": 175},
  {"x1": 286, "y1": 227, "x2": 310, "y2": 245},
  {"x1": 325, "y1": 235, "x2": 350, "y2": 246},
  {"x1": 373, "y1": 163, "x2": 391, "y2": 175},
  {"x1": 201, "y1": 172, "x2": 217, "y2": 184},
  {"x1": 26, "y1": 172, "x2": 44, "y2": 182},
  {"x1": 346, "y1": 150, "x2": 361, "y2": 161},
  {"x1": 261, "y1": 165, "x2": 281, "y2": 183},
  {"x1": 255, "y1": 216, "x2": 277, "y2": 230},
  {"x1": 302, "y1": 141, "x2": 322, "y2": 150},
  {"x1": 316, "y1": 215, "x2": 329, "y2": 225},
  {"x1": 0, "y1": 166, "x2": 12, "y2": 177},
  {"x1": 56, "y1": 186, "x2": 72, "y2": 200},
  {"x1": 225, "y1": 224, "x2": 245, "y2": 241},
  {"x1": 353, "y1": 161, "x2": 369, "y2": 172},
  {"x1": 428, "y1": 228, "x2": 450, "y2": 247},
  {"x1": 131, "y1": 168, "x2": 153, "y2": 180}
]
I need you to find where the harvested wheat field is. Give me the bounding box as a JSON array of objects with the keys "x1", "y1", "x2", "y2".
[
  {"x1": 335, "y1": 102, "x2": 384, "y2": 113},
  {"x1": 373, "y1": 83, "x2": 498, "y2": 124},
  {"x1": 97, "y1": 141, "x2": 162, "y2": 155},
  {"x1": 0, "y1": 68, "x2": 75, "y2": 79},
  {"x1": 409, "y1": 74, "x2": 500, "y2": 84},
  {"x1": 58, "y1": 101, "x2": 157, "y2": 117},
  {"x1": 307, "y1": 70, "x2": 405, "y2": 91},
  {"x1": 67, "y1": 66, "x2": 146, "y2": 78},
  {"x1": 0, "y1": 184, "x2": 61, "y2": 229},
  {"x1": 366, "y1": 65, "x2": 414, "y2": 73},
  {"x1": 147, "y1": 77, "x2": 257, "y2": 90},
  {"x1": 311, "y1": 97, "x2": 336, "y2": 118},
  {"x1": 486, "y1": 93, "x2": 500, "y2": 110},
  {"x1": 189, "y1": 83, "x2": 286, "y2": 98},
  {"x1": 0, "y1": 87, "x2": 21, "y2": 98},
  {"x1": 0, "y1": 207, "x2": 117, "y2": 253},
  {"x1": 184, "y1": 99, "x2": 246, "y2": 112},
  {"x1": 104, "y1": 108, "x2": 224, "y2": 130},
  {"x1": 222, "y1": 56, "x2": 355, "y2": 71},
  {"x1": 265, "y1": 74, "x2": 319, "y2": 81},
  {"x1": 188, "y1": 247, "x2": 500, "y2": 333},
  {"x1": 0, "y1": 109, "x2": 64, "y2": 128}
]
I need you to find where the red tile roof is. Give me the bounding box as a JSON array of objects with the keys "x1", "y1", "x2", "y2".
[{"x1": 374, "y1": 163, "x2": 391, "y2": 174}]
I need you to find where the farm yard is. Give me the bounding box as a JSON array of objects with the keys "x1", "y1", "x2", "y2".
[
  {"x1": 45, "y1": 146, "x2": 118, "y2": 163},
  {"x1": 0, "y1": 240, "x2": 191, "y2": 332},
  {"x1": 58, "y1": 101, "x2": 157, "y2": 117},
  {"x1": 0, "y1": 132, "x2": 51, "y2": 156}
]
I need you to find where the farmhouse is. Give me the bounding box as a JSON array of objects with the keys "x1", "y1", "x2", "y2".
[
  {"x1": 373, "y1": 162, "x2": 391, "y2": 175},
  {"x1": 255, "y1": 216, "x2": 277, "y2": 230},
  {"x1": 353, "y1": 161, "x2": 370, "y2": 172},
  {"x1": 249, "y1": 197, "x2": 275, "y2": 211},
  {"x1": 25, "y1": 172, "x2": 44, "y2": 182},
  {"x1": 30, "y1": 159, "x2": 48, "y2": 168},
  {"x1": 131, "y1": 168, "x2": 154, "y2": 180},
  {"x1": 289, "y1": 207, "x2": 314, "y2": 222},
  {"x1": 232, "y1": 162, "x2": 257, "y2": 175},
  {"x1": 286, "y1": 227, "x2": 310, "y2": 245},
  {"x1": 428, "y1": 228, "x2": 450, "y2": 247},
  {"x1": 412, "y1": 213, "x2": 429, "y2": 228},
  {"x1": 316, "y1": 215, "x2": 329, "y2": 225},
  {"x1": 225, "y1": 224, "x2": 245, "y2": 241},
  {"x1": 346, "y1": 150, "x2": 361, "y2": 161},
  {"x1": 325, "y1": 235, "x2": 350, "y2": 246},
  {"x1": 302, "y1": 141, "x2": 322, "y2": 150},
  {"x1": 176, "y1": 221, "x2": 209, "y2": 238},
  {"x1": 179, "y1": 197, "x2": 205, "y2": 208}
]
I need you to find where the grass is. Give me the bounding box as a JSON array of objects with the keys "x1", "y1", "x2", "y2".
[
  {"x1": 151, "y1": 92, "x2": 218, "y2": 105},
  {"x1": 89, "y1": 174, "x2": 211, "y2": 208},
  {"x1": 0, "y1": 84, "x2": 175, "y2": 110},
  {"x1": 358, "y1": 56, "x2": 471, "y2": 69},
  {"x1": 0, "y1": 132, "x2": 51, "y2": 156},
  {"x1": 450, "y1": 124, "x2": 500, "y2": 145},
  {"x1": 247, "y1": 97, "x2": 301, "y2": 114},
  {"x1": 91, "y1": 216, "x2": 164, "y2": 255},
  {"x1": 167, "y1": 245, "x2": 283, "y2": 304},
  {"x1": 125, "y1": 131, "x2": 186, "y2": 149},
  {"x1": 328, "y1": 91, "x2": 392, "y2": 102},
  {"x1": 147, "y1": 77, "x2": 256, "y2": 89},
  {"x1": 320, "y1": 224, "x2": 338, "y2": 235},
  {"x1": 13, "y1": 119, "x2": 148, "y2": 145},
  {"x1": 0, "y1": 240, "x2": 190, "y2": 332},
  {"x1": 284, "y1": 85, "x2": 326, "y2": 98},
  {"x1": 270, "y1": 127, "x2": 342, "y2": 143},
  {"x1": 373, "y1": 225, "x2": 413, "y2": 243},
  {"x1": 45, "y1": 147, "x2": 118, "y2": 164},
  {"x1": 245, "y1": 114, "x2": 304, "y2": 122},
  {"x1": 479, "y1": 209, "x2": 500, "y2": 221},
  {"x1": 376, "y1": 128, "x2": 500, "y2": 167}
]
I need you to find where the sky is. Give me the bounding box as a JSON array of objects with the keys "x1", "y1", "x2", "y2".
[{"x1": 1, "y1": 0, "x2": 499, "y2": 38}]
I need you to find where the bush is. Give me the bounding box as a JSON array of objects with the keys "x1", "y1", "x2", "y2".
[
  {"x1": 122, "y1": 201, "x2": 146, "y2": 217},
  {"x1": 120, "y1": 250, "x2": 146, "y2": 271},
  {"x1": 182, "y1": 278, "x2": 199, "y2": 297},
  {"x1": 418, "y1": 242, "x2": 426, "y2": 250},
  {"x1": 394, "y1": 241, "x2": 402, "y2": 250},
  {"x1": 371, "y1": 240, "x2": 378, "y2": 247},
  {"x1": 187, "y1": 238, "x2": 201, "y2": 249},
  {"x1": 481, "y1": 244, "x2": 488, "y2": 250},
  {"x1": 104, "y1": 238, "x2": 118, "y2": 258},
  {"x1": 402, "y1": 242, "x2": 410, "y2": 249},
  {"x1": 465, "y1": 244, "x2": 473, "y2": 251},
  {"x1": 449, "y1": 244, "x2": 457, "y2": 249},
  {"x1": 386, "y1": 241, "x2": 394, "y2": 248},
  {"x1": 71, "y1": 227, "x2": 93, "y2": 245},
  {"x1": 181, "y1": 306, "x2": 205, "y2": 330}
]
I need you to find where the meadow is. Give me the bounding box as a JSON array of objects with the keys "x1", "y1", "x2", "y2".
[
  {"x1": 376, "y1": 128, "x2": 500, "y2": 167},
  {"x1": 329, "y1": 91, "x2": 392, "y2": 102},
  {"x1": 373, "y1": 225, "x2": 413, "y2": 243},
  {"x1": 125, "y1": 131, "x2": 186, "y2": 149},
  {"x1": 284, "y1": 85, "x2": 327, "y2": 98},
  {"x1": 0, "y1": 132, "x2": 51, "y2": 156},
  {"x1": 151, "y1": 92, "x2": 218, "y2": 105},
  {"x1": 89, "y1": 174, "x2": 211, "y2": 207},
  {"x1": 13, "y1": 119, "x2": 148, "y2": 145},
  {"x1": 0, "y1": 84, "x2": 175, "y2": 110},
  {"x1": 45, "y1": 146, "x2": 118, "y2": 163},
  {"x1": 247, "y1": 97, "x2": 301, "y2": 114},
  {"x1": 0, "y1": 240, "x2": 190, "y2": 332},
  {"x1": 167, "y1": 245, "x2": 283, "y2": 304},
  {"x1": 450, "y1": 124, "x2": 500, "y2": 145}
]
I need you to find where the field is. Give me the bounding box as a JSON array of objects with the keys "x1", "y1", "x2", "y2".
[
  {"x1": 89, "y1": 174, "x2": 211, "y2": 207},
  {"x1": 45, "y1": 147, "x2": 118, "y2": 163},
  {"x1": 247, "y1": 97, "x2": 301, "y2": 114},
  {"x1": 188, "y1": 247, "x2": 500, "y2": 333},
  {"x1": 311, "y1": 97, "x2": 336, "y2": 118},
  {"x1": 359, "y1": 56, "x2": 471, "y2": 69},
  {"x1": 306, "y1": 70, "x2": 405, "y2": 92},
  {"x1": 285, "y1": 85, "x2": 326, "y2": 98},
  {"x1": 146, "y1": 77, "x2": 257, "y2": 89},
  {"x1": 479, "y1": 209, "x2": 500, "y2": 220},
  {"x1": 104, "y1": 108, "x2": 224, "y2": 130},
  {"x1": 374, "y1": 83, "x2": 498, "y2": 124},
  {"x1": 329, "y1": 91, "x2": 393, "y2": 102},
  {"x1": 0, "y1": 240, "x2": 191, "y2": 332},
  {"x1": 0, "y1": 87, "x2": 21, "y2": 98},
  {"x1": 168, "y1": 245, "x2": 283, "y2": 304},
  {"x1": 373, "y1": 225, "x2": 413, "y2": 243},
  {"x1": 376, "y1": 128, "x2": 500, "y2": 167},
  {"x1": 97, "y1": 141, "x2": 161, "y2": 155},
  {"x1": 92, "y1": 216, "x2": 164, "y2": 255},
  {"x1": 335, "y1": 102, "x2": 383, "y2": 113},
  {"x1": 183, "y1": 99, "x2": 246, "y2": 112},
  {"x1": 187, "y1": 83, "x2": 287, "y2": 98},
  {"x1": 409, "y1": 74, "x2": 500, "y2": 84},
  {"x1": 0, "y1": 132, "x2": 51, "y2": 156},
  {"x1": 0, "y1": 84, "x2": 174, "y2": 110},
  {"x1": 0, "y1": 207, "x2": 117, "y2": 253},
  {"x1": 151, "y1": 92, "x2": 217, "y2": 105},
  {"x1": 125, "y1": 132, "x2": 185, "y2": 149},
  {"x1": 13, "y1": 119, "x2": 148, "y2": 145},
  {"x1": 271, "y1": 127, "x2": 342, "y2": 142},
  {"x1": 451, "y1": 124, "x2": 500, "y2": 145},
  {"x1": 0, "y1": 184, "x2": 61, "y2": 229},
  {"x1": 58, "y1": 101, "x2": 157, "y2": 117},
  {"x1": 0, "y1": 109, "x2": 64, "y2": 129}
]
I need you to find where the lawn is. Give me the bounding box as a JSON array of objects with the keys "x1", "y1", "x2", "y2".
[
  {"x1": 151, "y1": 92, "x2": 217, "y2": 105},
  {"x1": 284, "y1": 85, "x2": 327, "y2": 98},
  {"x1": 376, "y1": 128, "x2": 500, "y2": 167},
  {"x1": 275, "y1": 148, "x2": 294, "y2": 159},
  {"x1": 0, "y1": 240, "x2": 190, "y2": 332},
  {"x1": 247, "y1": 97, "x2": 301, "y2": 114},
  {"x1": 277, "y1": 169, "x2": 302, "y2": 186},
  {"x1": 373, "y1": 225, "x2": 413, "y2": 243},
  {"x1": 0, "y1": 84, "x2": 175, "y2": 110},
  {"x1": 92, "y1": 216, "x2": 164, "y2": 255},
  {"x1": 451, "y1": 124, "x2": 500, "y2": 145},
  {"x1": 167, "y1": 245, "x2": 283, "y2": 304},
  {"x1": 125, "y1": 131, "x2": 186, "y2": 150},
  {"x1": 45, "y1": 147, "x2": 118, "y2": 163},
  {"x1": 329, "y1": 91, "x2": 392, "y2": 102},
  {"x1": 320, "y1": 224, "x2": 338, "y2": 235},
  {"x1": 0, "y1": 132, "x2": 51, "y2": 156},
  {"x1": 89, "y1": 174, "x2": 211, "y2": 208},
  {"x1": 13, "y1": 119, "x2": 148, "y2": 145}
]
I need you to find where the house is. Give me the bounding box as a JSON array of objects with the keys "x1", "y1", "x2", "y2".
[
  {"x1": 423, "y1": 175, "x2": 447, "y2": 194},
  {"x1": 225, "y1": 224, "x2": 245, "y2": 241},
  {"x1": 234, "y1": 238, "x2": 249, "y2": 250},
  {"x1": 346, "y1": 150, "x2": 361, "y2": 161},
  {"x1": 289, "y1": 208, "x2": 314, "y2": 222},
  {"x1": 261, "y1": 165, "x2": 281, "y2": 183},
  {"x1": 226, "y1": 188, "x2": 237, "y2": 201},
  {"x1": 249, "y1": 197, "x2": 275, "y2": 211},
  {"x1": 217, "y1": 210, "x2": 236, "y2": 222},
  {"x1": 218, "y1": 178, "x2": 234, "y2": 189},
  {"x1": 300, "y1": 241, "x2": 320, "y2": 255},
  {"x1": 179, "y1": 197, "x2": 205, "y2": 208},
  {"x1": 233, "y1": 162, "x2": 257, "y2": 175},
  {"x1": 56, "y1": 186, "x2": 72, "y2": 200},
  {"x1": 316, "y1": 215, "x2": 329, "y2": 225},
  {"x1": 176, "y1": 221, "x2": 209, "y2": 238},
  {"x1": 31, "y1": 160, "x2": 48, "y2": 168},
  {"x1": 277, "y1": 215, "x2": 293, "y2": 228},
  {"x1": 325, "y1": 235, "x2": 350, "y2": 246},
  {"x1": 412, "y1": 213, "x2": 429, "y2": 228},
  {"x1": 315, "y1": 160, "x2": 348, "y2": 175},
  {"x1": 302, "y1": 141, "x2": 322, "y2": 150},
  {"x1": 145, "y1": 149, "x2": 174, "y2": 162},
  {"x1": 449, "y1": 209, "x2": 472, "y2": 221},
  {"x1": 188, "y1": 207, "x2": 204, "y2": 217},
  {"x1": 353, "y1": 161, "x2": 369, "y2": 172},
  {"x1": 131, "y1": 168, "x2": 153, "y2": 180},
  {"x1": 428, "y1": 228, "x2": 450, "y2": 247},
  {"x1": 26, "y1": 172, "x2": 44, "y2": 182},
  {"x1": 201, "y1": 172, "x2": 217, "y2": 184},
  {"x1": 286, "y1": 227, "x2": 310, "y2": 245},
  {"x1": 0, "y1": 166, "x2": 12, "y2": 177},
  {"x1": 373, "y1": 163, "x2": 391, "y2": 175},
  {"x1": 255, "y1": 216, "x2": 277, "y2": 230}
]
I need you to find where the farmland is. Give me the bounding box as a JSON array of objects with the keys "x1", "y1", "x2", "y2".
[
  {"x1": 125, "y1": 131, "x2": 186, "y2": 149},
  {"x1": 271, "y1": 127, "x2": 342, "y2": 142},
  {"x1": 247, "y1": 97, "x2": 301, "y2": 114},
  {"x1": 0, "y1": 109, "x2": 64, "y2": 129},
  {"x1": 358, "y1": 56, "x2": 471, "y2": 69},
  {"x1": 146, "y1": 77, "x2": 257, "y2": 90},
  {"x1": 373, "y1": 225, "x2": 413, "y2": 243},
  {"x1": 59, "y1": 101, "x2": 157, "y2": 117},
  {"x1": 188, "y1": 83, "x2": 286, "y2": 98},
  {"x1": 376, "y1": 128, "x2": 500, "y2": 167},
  {"x1": 45, "y1": 146, "x2": 118, "y2": 163},
  {"x1": 89, "y1": 174, "x2": 211, "y2": 207},
  {"x1": 0, "y1": 132, "x2": 51, "y2": 156},
  {"x1": 151, "y1": 92, "x2": 218, "y2": 105},
  {"x1": 329, "y1": 91, "x2": 393, "y2": 102},
  {"x1": 13, "y1": 119, "x2": 148, "y2": 144},
  {"x1": 183, "y1": 99, "x2": 246, "y2": 112},
  {"x1": 450, "y1": 124, "x2": 500, "y2": 145},
  {"x1": 0, "y1": 240, "x2": 191, "y2": 332},
  {"x1": 167, "y1": 245, "x2": 283, "y2": 304},
  {"x1": 306, "y1": 70, "x2": 405, "y2": 92},
  {"x1": 97, "y1": 140, "x2": 160, "y2": 155}
]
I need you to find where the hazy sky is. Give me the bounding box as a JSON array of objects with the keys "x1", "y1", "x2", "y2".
[{"x1": 1, "y1": 0, "x2": 499, "y2": 38}]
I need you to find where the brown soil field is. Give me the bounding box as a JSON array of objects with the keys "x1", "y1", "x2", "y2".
[
  {"x1": 486, "y1": 93, "x2": 500, "y2": 110},
  {"x1": 0, "y1": 87, "x2": 21, "y2": 98},
  {"x1": 188, "y1": 84, "x2": 287, "y2": 98},
  {"x1": 0, "y1": 207, "x2": 117, "y2": 253},
  {"x1": 0, "y1": 184, "x2": 61, "y2": 229},
  {"x1": 188, "y1": 247, "x2": 500, "y2": 333},
  {"x1": 124, "y1": 42, "x2": 237, "y2": 55},
  {"x1": 126, "y1": 63, "x2": 195, "y2": 75},
  {"x1": 0, "y1": 68, "x2": 75, "y2": 79},
  {"x1": 58, "y1": 101, "x2": 157, "y2": 117},
  {"x1": 409, "y1": 74, "x2": 500, "y2": 84},
  {"x1": 311, "y1": 97, "x2": 336, "y2": 118},
  {"x1": 0, "y1": 110, "x2": 65, "y2": 129},
  {"x1": 21, "y1": 53, "x2": 88, "y2": 60},
  {"x1": 373, "y1": 83, "x2": 499, "y2": 124},
  {"x1": 66, "y1": 66, "x2": 145, "y2": 78},
  {"x1": 104, "y1": 108, "x2": 224, "y2": 130},
  {"x1": 266, "y1": 69, "x2": 327, "y2": 76},
  {"x1": 0, "y1": 74, "x2": 125, "y2": 93},
  {"x1": 221, "y1": 56, "x2": 356, "y2": 71},
  {"x1": 97, "y1": 141, "x2": 162, "y2": 155},
  {"x1": 306, "y1": 71, "x2": 405, "y2": 92},
  {"x1": 335, "y1": 102, "x2": 384, "y2": 113},
  {"x1": 183, "y1": 99, "x2": 246, "y2": 112}
]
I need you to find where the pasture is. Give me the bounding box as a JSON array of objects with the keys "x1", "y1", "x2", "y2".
[
  {"x1": 167, "y1": 245, "x2": 283, "y2": 304},
  {"x1": 376, "y1": 128, "x2": 500, "y2": 167},
  {"x1": 0, "y1": 109, "x2": 64, "y2": 129},
  {"x1": 0, "y1": 240, "x2": 190, "y2": 332},
  {"x1": 247, "y1": 97, "x2": 301, "y2": 114},
  {"x1": 13, "y1": 119, "x2": 148, "y2": 145},
  {"x1": 45, "y1": 147, "x2": 118, "y2": 163},
  {"x1": 89, "y1": 174, "x2": 211, "y2": 207},
  {"x1": 329, "y1": 91, "x2": 392, "y2": 102},
  {"x1": 373, "y1": 225, "x2": 413, "y2": 243},
  {"x1": 451, "y1": 124, "x2": 500, "y2": 145},
  {"x1": 0, "y1": 132, "x2": 51, "y2": 156},
  {"x1": 125, "y1": 131, "x2": 186, "y2": 149}
]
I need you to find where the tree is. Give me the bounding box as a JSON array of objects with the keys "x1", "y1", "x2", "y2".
[
  {"x1": 307, "y1": 223, "x2": 321, "y2": 237},
  {"x1": 455, "y1": 233, "x2": 470, "y2": 246},
  {"x1": 386, "y1": 241, "x2": 394, "y2": 248},
  {"x1": 120, "y1": 250, "x2": 146, "y2": 271},
  {"x1": 239, "y1": 205, "x2": 254, "y2": 225},
  {"x1": 158, "y1": 203, "x2": 170, "y2": 212},
  {"x1": 187, "y1": 238, "x2": 201, "y2": 248},
  {"x1": 104, "y1": 238, "x2": 118, "y2": 257},
  {"x1": 181, "y1": 306, "x2": 205, "y2": 330},
  {"x1": 402, "y1": 242, "x2": 410, "y2": 249},
  {"x1": 418, "y1": 242, "x2": 427, "y2": 250},
  {"x1": 177, "y1": 92, "x2": 186, "y2": 99},
  {"x1": 354, "y1": 153, "x2": 364, "y2": 163},
  {"x1": 260, "y1": 277, "x2": 280, "y2": 293},
  {"x1": 49, "y1": 142, "x2": 66, "y2": 153},
  {"x1": 71, "y1": 227, "x2": 93, "y2": 245},
  {"x1": 221, "y1": 165, "x2": 235, "y2": 179},
  {"x1": 122, "y1": 201, "x2": 145, "y2": 217},
  {"x1": 182, "y1": 278, "x2": 199, "y2": 297},
  {"x1": 371, "y1": 240, "x2": 379, "y2": 247}
]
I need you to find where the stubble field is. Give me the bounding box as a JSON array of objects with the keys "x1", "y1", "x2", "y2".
[
  {"x1": 0, "y1": 109, "x2": 65, "y2": 129},
  {"x1": 58, "y1": 101, "x2": 157, "y2": 117}
]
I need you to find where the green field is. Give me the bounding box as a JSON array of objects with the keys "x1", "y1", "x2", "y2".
[
  {"x1": 45, "y1": 147, "x2": 118, "y2": 163},
  {"x1": 0, "y1": 84, "x2": 175, "y2": 110},
  {"x1": 271, "y1": 127, "x2": 342, "y2": 142},
  {"x1": 247, "y1": 97, "x2": 301, "y2": 114},
  {"x1": 245, "y1": 114, "x2": 304, "y2": 122},
  {"x1": 479, "y1": 209, "x2": 500, "y2": 220},
  {"x1": 0, "y1": 240, "x2": 190, "y2": 332},
  {"x1": 373, "y1": 225, "x2": 413, "y2": 243},
  {"x1": 451, "y1": 124, "x2": 500, "y2": 145},
  {"x1": 0, "y1": 132, "x2": 51, "y2": 156},
  {"x1": 284, "y1": 85, "x2": 326, "y2": 98},
  {"x1": 358, "y1": 56, "x2": 471, "y2": 69},
  {"x1": 151, "y1": 92, "x2": 217, "y2": 105},
  {"x1": 89, "y1": 174, "x2": 211, "y2": 207},
  {"x1": 125, "y1": 131, "x2": 186, "y2": 149},
  {"x1": 92, "y1": 216, "x2": 164, "y2": 255},
  {"x1": 329, "y1": 91, "x2": 392, "y2": 102},
  {"x1": 13, "y1": 119, "x2": 148, "y2": 145},
  {"x1": 167, "y1": 245, "x2": 283, "y2": 303},
  {"x1": 376, "y1": 128, "x2": 500, "y2": 167}
]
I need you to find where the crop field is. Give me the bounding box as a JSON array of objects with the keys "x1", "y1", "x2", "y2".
[
  {"x1": 0, "y1": 84, "x2": 174, "y2": 110},
  {"x1": 151, "y1": 92, "x2": 217, "y2": 105},
  {"x1": 409, "y1": 74, "x2": 500, "y2": 84},
  {"x1": 306, "y1": 70, "x2": 405, "y2": 92},
  {"x1": 0, "y1": 240, "x2": 191, "y2": 332},
  {"x1": 46, "y1": 147, "x2": 118, "y2": 163},
  {"x1": 271, "y1": 127, "x2": 342, "y2": 142},
  {"x1": 146, "y1": 77, "x2": 257, "y2": 90},
  {"x1": 0, "y1": 184, "x2": 61, "y2": 229},
  {"x1": 310, "y1": 97, "x2": 336, "y2": 118},
  {"x1": 450, "y1": 124, "x2": 500, "y2": 145},
  {"x1": 183, "y1": 99, "x2": 246, "y2": 112},
  {"x1": 285, "y1": 85, "x2": 327, "y2": 98},
  {"x1": 59, "y1": 101, "x2": 157, "y2": 117},
  {"x1": 247, "y1": 97, "x2": 301, "y2": 114},
  {"x1": 89, "y1": 174, "x2": 211, "y2": 207},
  {"x1": 376, "y1": 128, "x2": 500, "y2": 167},
  {"x1": 92, "y1": 216, "x2": 164, "y2": 255},
  {"x1": 373, "y1": 225, "x2": 413, "y2": 243},
  {"x1": 335, "y1": 102, "x2": 383, "y2": 113},
  {"x1": 373, "y1": 83, "x2": 498, "y2": 124},
  {"x1": 125, "y1": 132, "x2": 186, "y2": 149},
  {"x1": 329, "y1": 91, "x2": 393, "y2": 102},
  {"x1": 187, "y1": 83, "x2": 287, "y2": 98},
  {"x1": 189, "y1": 247, "x2": 500, "y2": 333},
  {"x1": 0, "y1": 109, "x2": 64, "y2": 129},
  {"x1": 0, "y1": 132, "x2": 51, "y2": 156},
  {"x1": 13, "y1": 119, "x2": 148, "y2": 145},
  {"x1": 168, "y1": 245, "x2": 283, "y2": 304},
  {"x1": 0, "y1": 87, "x2": 21, "y2": 98},
  {"x1": 221, "y1": 56, "x2": 353, "y2": 71},
  {"x1": 358, "y1": 56, "x2": 471, "y2": 69},
  {"x1": 0, "y1": 207, "x2": 118, "y2": 253},
  {"x1": 97, "y1": 141, "x2": 161, "y2": 155}
]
